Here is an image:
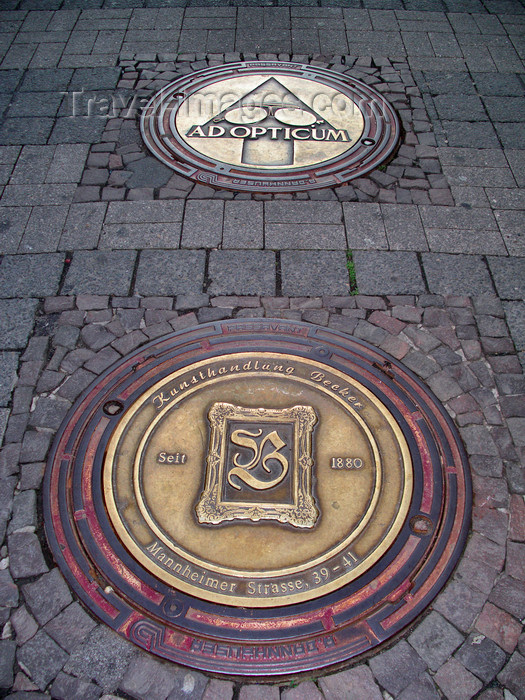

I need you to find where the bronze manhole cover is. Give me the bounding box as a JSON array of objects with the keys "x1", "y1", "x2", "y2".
[
  {"x1": 44, "y1": 320, "x2": 471, "y2": 678},
  {"x1": 140, "y1": 62, "x2": 400, "y2": 192}
]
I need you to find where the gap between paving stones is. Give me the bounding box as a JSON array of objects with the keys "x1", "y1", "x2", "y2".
[{"x1": 0, "y1": 291, "x2": 524, "y2": 699}]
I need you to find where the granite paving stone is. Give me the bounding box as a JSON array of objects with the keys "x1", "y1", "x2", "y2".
[
  {"x1": 353, "y1": 251, "x2": 425, "y2": 294},
  {"x1": 181, "y1": 200, "x2": 223, "y2": 249},
  {"x1": 487, "y1": 257, "x2": 525, "y2": 300},
  {"x1": 422, "y1": 254, "x2": 494, "y2": 296},
  {"x1": 433, "y1": 657, "x2": 483, "y2": 700},
  {"x1": 19, "y1": 205, "x2": 69, "y2": 253},
  {"x1": 0, "y1": 353, "x2": 18, "y2": 407},
  {"x1": 408, "y1": 611, "x2": 464, "y2": 670},
  {"x1": 62, "y1": 250, "x2": 135, "y2": 296},
  {"x1": 209, "y1": 250, "x2": 275, "y2": 296},
  {"x1": 0, "y1": 208, "x2": 31, "y2": 255},
  {"x1": 63, "y1": 625, "x2": 135, "y2": 693},
  {"x1": 22, "y1": 568, "x2": 72, "y2": 627},
  {"x1": 0, "y1": 299, "x2": 38, "y2": 349},
  {"x1": 17, "y1": 630, "x2": 69, "y2": 691},
  {"x1": 343, "y1": 202, "x2": 388, "y2": 250},
  {"x1": 455, "y1": 633, "x2": 508, "y2": 683},
  {"x1": 135, "y1": 250, "x2": 206, "y2": 296},
  {"x1": 59, "y1": 202, "x2": 106, "y2": 250},
  {"x1": 497, "y1": 651, "x2": 525, "y2": 700},
  {"x1": 223, "y1": 201, "x2": 263, "y2": 249}
]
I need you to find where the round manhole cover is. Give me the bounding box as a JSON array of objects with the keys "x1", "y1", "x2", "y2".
[
  {"x1": 140, "y1": 61, "x2": 401, "y2": 193},
  {"x1": 44, "y1": 320, "x2": 471, "y2": 678}
]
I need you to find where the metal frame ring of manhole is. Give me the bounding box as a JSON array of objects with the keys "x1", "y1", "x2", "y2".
[
  {"x1": 140, "y1": 61, "x2": 401, "y2": 193},
  {"x1": 44, "y1": 319, "x2": 471, "y2": 679}
]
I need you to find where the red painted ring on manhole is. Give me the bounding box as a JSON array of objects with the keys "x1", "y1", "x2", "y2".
[
  {"x1": 140, "y1": 61, "x2": 401, "y2": 193},
  {"x1": 44, "y1": 320, "x2": 471, "y2": 678}
]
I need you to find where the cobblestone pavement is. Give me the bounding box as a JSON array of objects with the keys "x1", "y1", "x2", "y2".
[{"x1": 0, "y1": 1, "x2": 524, "y2": 699}]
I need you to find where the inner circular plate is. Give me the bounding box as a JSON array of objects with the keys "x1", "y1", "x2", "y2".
[
  {"x1": 140, "y1": 61, "x2": 400, "y2": 192},
  {"x1": 104, "y1": 353, "x2": 412, "y2": 607},
  {"x1": 44, "y1": 319, "x2": 471, "y2": 678}
]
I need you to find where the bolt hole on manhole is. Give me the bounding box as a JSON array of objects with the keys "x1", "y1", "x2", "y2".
[
  {"x1": 45, "y1": 320, "x2": 471, "y2": 678},
  {"x1": 410, "y1": 515, "x2": 434, "y2": 536},
  {"x1": 102, "y1": 400, "x2": 124, "y2": 416}
]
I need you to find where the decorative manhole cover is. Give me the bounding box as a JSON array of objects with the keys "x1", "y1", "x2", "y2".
[
  {"x1": 140, "y1": 62, "x2": 400, "y2": 192},
  {"x1": 44, "y1": 320, "x2": 471, "y2": 678}
]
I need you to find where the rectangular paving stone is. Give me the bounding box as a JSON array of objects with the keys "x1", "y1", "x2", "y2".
[
  {"x1": 487, "y1": 257, "x2": 525, "y2": 300},
  {"x1": 265, "y1": 201, "x2": 343, "y2": 225},
  {"x1": 105, "y1": 200, "x2": 184, "y2": 224},
  {"x1": 442, "y1": 165, "x2": 516, "y2": 188},
  {"x1": 59, "y1": 202, "x2": 107, "y2": 250},
  {"x1": 208, "y1": 250, "x2": 275, "y2": 296},
  {"x1": 101, "y1": 223, "x2": 182, "y2": 249},
  {"x1": 485, "y1": 188, "x2": 525, "y2": 210},
  {"x1": 425, "y1": 227, "x2": 506, "y2": 255},
  {"x1": 0, "y1": 207, "x2": 31, "y2": 254},
  {"x1": 181, "y1": 200, "x2": 223, "y2": 249},
  {"x1": 381, "y1": 203, "x2": 428, "y2": 250},
  {"x1": 419, "y1": 205, "x2": 498, "y2": 229},
  {"x1": 353, "y1": 250, "x2": 425, "y2": 295},
  {"x1": 46, "y1": 143, "x2": 90, "y2": 183},
  {"x1": 343, "y1": 202, "x2": 388, "y2": 250},
  {"x1": 422, "y1": 253, "x2": 494, "y2": 295},
  {"x1": 266, "y1": 224, "x2": 346, "y2": 250},
  {"x1": 1, "y1": 184, "x2": 75, "y2": 207},
  {"x1": 223, "y1": 201, "x2": 263, "y2": 249},
  {"x1": 62, "y1": 249, "x2": 136, "y2": 295},
  {"x1": 0, "y1": 117, "x2": 54, "y2": 145},
  {"x1": 439, "y1": 121, "x2": 499, "y2": 149},
  {"x1": 0, "y1": 299, "x2": 39, "y2": 349},
  {"x1": 0, "y1": 253, "x2": 64, "y2": 297},
  {"x1": 18, "y1": 204, "x2": 69, "y2": 254},
  {"x1": 9, "y1": 144, "x2": 55, "y2": 185},
  {"x1": 281, "y1": 250, "x2": 349, "y2": 296},
  {"x1": 48, "y1": 115, "x2": 106, "y2": 144},
  {"x1": 135, "y1": 249, "x2": 205, "y2": 296},
  {"x1": 437, "y1": 147, "x2": 508, "y2": 168}
]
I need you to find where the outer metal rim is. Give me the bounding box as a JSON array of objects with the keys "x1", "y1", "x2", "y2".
[
  {"x1": 140, "y1": 62, "x2": 401, "y2": 193},
  {"x1": 44, "y1": 319, "x2": 471, "y2": 678}
]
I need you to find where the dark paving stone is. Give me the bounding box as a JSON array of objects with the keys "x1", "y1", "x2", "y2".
[
  {"x1": 64, "y1": 625, "x2": 135, "y2": 694},
  {"x1": 209, "y1": 250, "x2": 275, "y2": 296},
  {"x1": 0, "y1": 569, "x2": 18, "y2": 609},
  {"x1": 50, "y1": 672, "x2": 102, "y2": 700},
  {"x1": 0, "y1": 299, "x2": 38, "y2": 349},
  {"x1": 0, "y1": 253, "x2": 64, "y2": 298},
  {"x1": 422, "y1": 254, "x2": 493, "y2": 296},
  {"x1": 455, "y1": 633, "x2": 507, "y2": 683},
  {"x1": 438, "y1": 121, "x2": 499, "y2": 148},
  {"x1": 120, "y1": 654, "x2": 207, "y2": 700},
  {"x1": 17, "y1": 630, "x2": 69, "y2": 691},
  {"x1": 135, "y1": 250, "x2": 205, "y2": 296},
  {"x1": 126, "y1": 157, "x2": 173, "y2": 188},
  {"x1": 433, "y1": 94, "x2": 487, "y2": 121},
  {"x1": 7, "y1": 489, "x2": 37, "y2": 535},
  {"x1": 0, "y1": 640, "x2": 16, "y2": 689},
  {"x1": 408, "y1": 611, "x2": 464, "y2": 671},
  {"x1": 44, "y1": 602, "x2": 97, "y2": 654},
  {"x1": 503, "y1": 301, "x2": 525, "y2": 352},
  {"x1": 497, "y1": 651, "x2": 525, "y2": 700},
  {"x1": 68, "y1": 66, "x2": 121, "y2": 90},
  {"x1": 0, "y1": 352, "x2": 18, "y2": 407},
  {"x1": 353, "y1": 251, "x2": 425, "y2": 295},
  {"x1": 49, "y1": 116, "x2": 106, "y2": 143},
  {"x1": 494, "y1": 122, "x2": 525, "y2": 149},
  {"x1": 0, "y1": 118, "x2": 54, "y2": 145},
  {"x1": 8, "y1": 531, "x2": 48, "y2": 579},
  {"x1": 281, "y1": 250, "x2": 350, "y2": 296},
  {"x1": 0, "y1": 70, "x2": 23, "y2": 93},
  {"x1": 19, "y1": 67, "x2": 73, "y2": 92},
  {"x1": 63, "y1": 250, "x2": 136, "y2": 295},
  {"x1": 7, "y1": 91, "x2": 64, "y2": 118},
  {"x1": 369, "y1": 640, "x2": 427, "y2": 696},
  {"x1": 23, "y1": 568, "x2": 73, "y2": 626},
  {"x1": 488, "y1": 258, "x2": 525, "y2": 301}
]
